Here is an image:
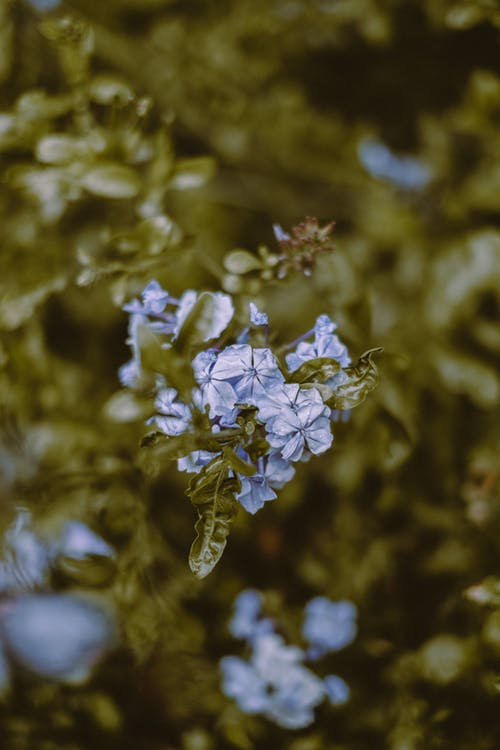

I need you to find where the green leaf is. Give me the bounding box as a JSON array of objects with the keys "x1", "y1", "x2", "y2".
[
  {"x1": 223, "y1": 446, "x2": 257, "y2": 477},
  {"x1": 137, "y1": 325, "x2": 194, "y2": 399},
  {"x1": 289, "y1": 356, "x2": 341, "y2": 384},
  {"x1": 89, "y1": 74, "x2": 134, "y2": 105},
  {"x1": 328, "y1": 348, "x2": 383, "y2": 410},
  {"x1": 103, "y1": 390, "x2": 152, "y2": 423},
  {"x1": 81, "y1": 163, "x2": 141, "y2": 199},
  {"x1": 56, "y1": 555, "x2": 116, "y2": 587},
  {"x1": 169, "y1": 156, "x2": 216, "y2": 190},
  {"x1": 466, "y1": 577, "x2": 500, "y2": 607},
  {"x1": 223, "y1": 249, "x2": 264, "y2": 275},
  {"x1": 187, "y1": 457, "x2": 239, "y2": 578},
  {"x1": 36, "y1": 134, "x2": 79, "y2": 165},
  {"x1": 110, "y1": 215, "x2": 183, "y2": 257},
  {"x1": 175, "y1": 291, "x2": 234, "y2": 353}
]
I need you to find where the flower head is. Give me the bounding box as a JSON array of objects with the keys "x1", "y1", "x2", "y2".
[
  {"x1": 150, "y1": 387, "x2": 192, "y2": 436},
  {"x1": 192, "y1": 350, "x2": 238, "y2": 419},
  {"x1": 210, "y1": 344, "x2": 284, "y2": 403},
  {"x1": 236, "y1": 472, "x2": 277, "y2": 514},
  {"x1": 303, "y1": 597, "x2": 357, "y2": 658},
  {"x1": 249, "y1": 302, "x2": 268, "y2": 327},
  {"x1": 266, "y1": 393, "x2": 332, "y2": 462},
  {"x1": 286, "y1": 314, "x2": 350, "y2": 373}
]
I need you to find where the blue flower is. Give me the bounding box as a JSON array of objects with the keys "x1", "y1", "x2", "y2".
[
  {"x1": 286, "y1": 315, "x2": 350, "y2": 373},
  {"x1": 57, "y1": 522, "x2": 114, "y2": 561},
  {"x1": 118, "y1": 359, "x2": 142, "y2": 388},
  {"x1": 0, "y1": 510, "x2": 51, "y2": 593},
  {"x1": 256, "y1": 382, "x2": 324, "y2": 423},
  {"x1": 236, "y1": 471, "x2": 277, "y2": 514},
  {"x1": 264, "y1": 665, "x2": 325, "y2": 729},
  {"x1": 221, "y1": 593, "x2": 354, "y2": 730},
  {"x1": 264, "y1": 451, "x2": 295, "y2": 489},
  {"x1": 0, "y1": 593, "x2": 116, "y2": 684},
  {"x1": 229, "y1": 589, "x2": 262, "y2": 639},
  {"x1": 177, "y1": 449, "x2": 218, "y2": 474},
  {"x1": 191, "y1": 350, "x2": 238, "y2": 419},
  {"x1": 210, "y1": 345, "x2": 285, "y2": 403},
  {"x1": 150, "y1": 387, "x2": 192, "y2": 436},
  {"x1": 323, "y1": 674, "x2": 351, "y2": 706},
  {"x1": 249, "y1": 302, "x2": 268, "y2": 327},
  {"x1": 358, "y1": 137, "x2": 431, "y2": 190},
  {"x1": 119, "y1": 312, "x2": 147, "y2": 387},
  {"x1": 266, "y1": 397, "x2": 332, "y2": 462},
  {"x1": 123, "y1": 280, "x2": 170, "y2": 317},
  {"x1": 229, "y1": 632, "x2": 324, "y2": 729},
  {"x1": 26, "y1": 0, "x2": 60, "y2": 10},
  {"x1": 273, "y1": 224, "x2": 291, "y2": 242},
  {"x1": 303, "y1": 598, "x2": 357, "y2": 658},
  {"x1": 220, "y1": 656, "x2": 269, "y2": 714}
]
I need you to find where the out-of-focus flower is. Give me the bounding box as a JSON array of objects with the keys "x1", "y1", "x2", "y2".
[
  {"x1": 57, "y1": 521, "x2": 114, "y2": 561},
  {"x1": 26, "y1": 0, "x2": 61, "y2": 10},
  {"x1": 323, "y1": 674, "x2": 351, "y2": 705},
  {"x1": 220, "y1": 655, "x2": 269, "y2": 714},
  {"x1": 0, "y1": 593, "x2": 116, "y2": 683},
  {"x1": 0, "y1": 510, "x2": 51, "y2": 593},
  {"x1": 123, "y1": 280, "x2": 170, "y2": 317},
  {"x1": 222, "y1": 592, "x2": 355, "y2": 728},
  {"x1": 229, "y1": 589, "x2": 263, "y2": 640},
  {"x1": 273, "y1": 224, "x2": 291, "y2": 242},
  {"x1": 221, "y1": 632, "x2": 324, "y2": 729},
  {"x1": 264, "y1": 663, "x2": 325, "y2": 729},
  {"x1": 150, "y1": 387, "x2": 192, "y2": 436},
  {"x1": 303, "y1": 597, "x2": 357, "y2": 658},
  {"x1": 358, "y1": 137, "x2": 431, "y2": 189}
]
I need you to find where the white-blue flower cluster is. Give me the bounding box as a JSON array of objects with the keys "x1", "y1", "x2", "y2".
[
  {"x1": 0, "y1": 511, "x2": 116, "y2": 691},
  {"x1": 0, "y1": 510, "x2": 114, "y2": 595},
  {"x1": 220, "y1": 589, "x2": 357, "y2": 729},
  {"x1": 121, "y1": 281, "x2": 352, "y2": 515},
  {"x1": 358, "y1": 137, "x2": 431, "y2": 190}
]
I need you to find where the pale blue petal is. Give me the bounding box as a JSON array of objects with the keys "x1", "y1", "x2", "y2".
[
  {"x1": 249, "y1": 302, "x2": 268, "y2": 327},
  {"x1": 303, "y1": 598, "x2": 357, "y2": 656},
  {"x1": 58, "y1": 522, "x2": 114, "y2": 560},
  {"x1": 324, "y1": 674, "x2": 350, "y2": 705},
  {"x1": 220, "y1": 656, "x2": 269, "y2": 713},
  {"x1": 1, "y1": 594, "x2": 116, "y2": 683}
]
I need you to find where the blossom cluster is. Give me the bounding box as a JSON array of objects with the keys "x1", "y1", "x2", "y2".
[
  {"x1": 0, "y1": 511, "x2": 116, "y2": 692},
  {"x1": 120, "y1": 280, "x2": 351, "y2": 515},
  {"x1": 220, "y1": 590, "x2": 357, "y2": 729}
]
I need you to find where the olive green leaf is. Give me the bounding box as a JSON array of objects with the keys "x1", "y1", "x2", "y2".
[
  {"x1": 328, "y1": 348, "x2": 383, "y2": 410},
  {"x1": 174, "y1": 291, "x2": 234, "y2": 353},
  {"x1": 169, "y1": 156, "x2": 216, "y2": 190},
  {"x1": 187, "y1": 457, "x2": 239, "y2": 578},
  {"x1": 223, "y1": 249, "x2": 264, "y2": 275},
  {"x1": 289, "y1": 356, "x2": 341, "y2": 384},
  {"x1": 81, "y1": 163, "x2": 141, "y2": 199}
]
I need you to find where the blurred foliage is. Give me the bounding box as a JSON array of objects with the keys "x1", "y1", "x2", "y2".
[{"x1": 1, "y1": 0, "x2": 500, "y2": 748}]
